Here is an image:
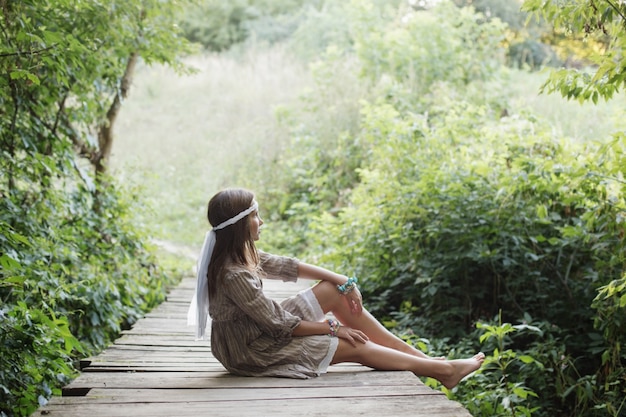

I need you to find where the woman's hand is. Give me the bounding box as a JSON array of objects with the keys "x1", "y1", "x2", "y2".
[
  {"x1": 336, "y1": 325, "x2": 368, "y2": 347},
  {"x1": 343, "y1": 286, "x2": 363, "y2": 316}
]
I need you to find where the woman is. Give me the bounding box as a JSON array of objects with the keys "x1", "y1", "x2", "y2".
[{"x1": 188, "y1": 188, "x2": 484, "y2": 389}]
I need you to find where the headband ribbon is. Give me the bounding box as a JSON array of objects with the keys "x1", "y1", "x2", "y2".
[{"x1": 187, "y1": 202, "x2": 258, "y2": 339}]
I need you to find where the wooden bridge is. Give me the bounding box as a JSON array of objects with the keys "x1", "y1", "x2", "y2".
[{"x1": 32, "y1": 276, "x2": 473, "y2": 417}]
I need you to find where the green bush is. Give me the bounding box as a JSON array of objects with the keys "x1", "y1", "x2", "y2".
[
  {"x1": 307, "y1": 98, "x2": 625, "y2": 415},
  {"x1": 507, "y1": 39, "x2": 561, "y2": 70},
  {"x1": 0, "y1": 300, "x2": 79, "y2": 416},
  {"x1": 351, "y1": 0, "x2": 506, "y2": 104},
  {"x1": 180, "y1": 0, "x2": 313, "y2": 51},
  {"x1": 0, "y1": 179, "x2": 174, "y2": 416},
  {"x1": 241, "y1": 45, "x2": 370, "y2": 256}
]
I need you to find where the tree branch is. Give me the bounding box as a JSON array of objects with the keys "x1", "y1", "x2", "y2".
[
  {"x1": 604, "y1": 0, "x2": 626, "y2": 26},
  {"x1": 0, "y1": 44, "x2": 58, "y2": 59},
  {"x1": 25, "y1": 100, "x2": 96, "y2": 161}
]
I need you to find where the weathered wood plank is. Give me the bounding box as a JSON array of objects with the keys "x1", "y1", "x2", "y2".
[
  {"x1": 96, "y1": 344, "x2": 210, "y2": 353},
  {"x1": 62, "y1": 372, "x2": 235, "y2": 391},
  {"x1": 114, "y1": 334, "x2": 207, "y2": 346},
  {"x1": 85, "y1": 352, "x2": 214, "y2": 362},
  {"x1": 82, "y1": 362, "x2": 224, "y2": 372},
  {"x1": 34, "y1": 396, "x2": 470, "y2": 417},
  {"x1": 63, "y1": 371, "x2": 424, "y2": 390},
  {"x1": 84, "y1": 355, "x2": 221, "y2": 364},
  {"x1": 81, "y1": 363, "x2": 369, "y2": 373},
  {"x1": 55, "y1": 384, "x2": 443, "y2": 404}
]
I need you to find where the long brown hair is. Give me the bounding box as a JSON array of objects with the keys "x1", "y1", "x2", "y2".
[{"x1": 206, "y1": 188, "x2": 259, "y2": 296}]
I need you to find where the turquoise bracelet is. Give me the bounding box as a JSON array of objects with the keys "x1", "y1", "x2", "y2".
[{"x1": 337, "y1": 276, "x2": 358, "y2": 295}]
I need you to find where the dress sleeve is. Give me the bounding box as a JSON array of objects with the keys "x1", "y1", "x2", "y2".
[
  {"x1": 222, "y1": 269, "x2": 301, "y2": 338},
  {"x1": 259, "y1": 251, "x2": 299, "y2": 282}
]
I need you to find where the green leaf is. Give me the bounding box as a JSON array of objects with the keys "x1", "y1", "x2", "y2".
[
  {"x1": 0, "y1": 254, "x2": 21, "y2": 270},
  {"x1": 536, "y1": 204, "x2": 548, "y2": 219}
]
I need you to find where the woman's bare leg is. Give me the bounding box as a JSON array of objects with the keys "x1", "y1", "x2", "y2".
[
  {"x1": 332, "y1": 339, "x2": 484, "y2": 389},
  {"x1": 312, "y1": 281, "x2": 433, "y2": 358}
]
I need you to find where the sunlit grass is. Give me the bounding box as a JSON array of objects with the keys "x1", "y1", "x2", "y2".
[
  {"x1": 506, "y1": 68, "x2": 626, "y2": 142},
  {"x1": 111, "y1": 45, "x2": 311, "y2": 248}
]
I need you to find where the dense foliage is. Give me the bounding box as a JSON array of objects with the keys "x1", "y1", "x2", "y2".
[
  {"x1": 181, "y1": 0, "x2": 574, "y2": 72},
  {"x1": 180, "y1": 0, "x2": 317, "y2": 51},
  {"x1": 0, "y1": 1, "x2": 191, "y2": 415},
  {"x1": 235, "y1": 1, "x2": 625, "y2": 416}
]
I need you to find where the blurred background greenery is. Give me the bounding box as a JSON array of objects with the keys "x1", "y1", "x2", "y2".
[{"x1": 112, "y1": 0, "x2": 626, "y2": 249}]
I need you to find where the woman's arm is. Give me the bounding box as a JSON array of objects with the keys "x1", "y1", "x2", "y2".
[
  {"x1": 297, "y1": 262, "x2": 348, "y2": 286},
  {"x1": 292, "y1": 319, "x2": 368, "y2": 347},
  {"x1": 297, "y1": 262, "x2": 364, "y2": 316},
  {"x1": 258, "y1": 253, "x2": 349, "y2": 286},
  {"x1": 291, "y1": 320, "x2": 331, "y2": 337}
]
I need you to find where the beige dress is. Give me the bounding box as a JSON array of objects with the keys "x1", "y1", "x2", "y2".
[{"x1": 208, "y1": 252, "x2": 338, "y2": 379}]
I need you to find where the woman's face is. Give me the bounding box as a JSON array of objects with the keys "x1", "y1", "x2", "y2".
[{"x1": 248, "y1": 202, "x2": 263, "y2": 241}]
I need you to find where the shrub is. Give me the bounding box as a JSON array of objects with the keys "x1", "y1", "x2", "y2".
[
  {"x1": 0, "y1": 180, "x2": 175, "y2": 416},
  {"x1": 309, "y1": 101, "x2": 625, "y2": 415}
]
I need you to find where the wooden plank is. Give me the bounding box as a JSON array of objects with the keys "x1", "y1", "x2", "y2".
[
  {"x1": 63, "y1": 371, "x2": 424, "y2": 390},
  {"x1": 53, "y1": 384, "x2": 442, "y2": 404},
  {"x1": 82, "y1": 360, "x2": 367, "y2": 372},
  {"x1": 114, "y1": 334, "x2": 208, "y2": 345},
  {"x1": 84, "y1": 355, "x2": 221, "y2": 364},
  {"x1": 96, "y1": 344, "x2": 211, "y2": 353},
  {"x1": 85, "y1": 352, "x2": 214, "y2": 362},
  {"x1": 33, "y1": 396, "x2": 469, "y2": 417},
  {"x1": 78, "y1": 362, "x2": 224, "y2": 372}
]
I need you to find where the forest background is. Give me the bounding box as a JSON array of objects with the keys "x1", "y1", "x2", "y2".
[{"x1": 1, "y1": 0, "x2": 625, "y2": 416}]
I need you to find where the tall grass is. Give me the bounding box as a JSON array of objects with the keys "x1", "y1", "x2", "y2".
[
  {"x1": 112, "y1": 44, "x2": 626, "y2": 250},
  {"x1": 111, "y1": 45, "x2": 311, "y2": 247},
  {"x1": 505, "y1": 68, "x2": 626, "y2": 141}
]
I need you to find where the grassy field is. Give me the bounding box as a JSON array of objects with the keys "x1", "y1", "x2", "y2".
[
  {"x1": 111, "y1": 44, "x2": 626, "y2": 252},
  {"x1": 111, "y1": 46, "x2": 311, "y2": 249},
  {"x1": 505, "y1": 69, "x2": 626, "y2": 142}
]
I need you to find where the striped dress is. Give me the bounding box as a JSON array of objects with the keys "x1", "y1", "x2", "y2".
[{"x1": 208, "y1": 252, "x2": 338, "y2": 379}]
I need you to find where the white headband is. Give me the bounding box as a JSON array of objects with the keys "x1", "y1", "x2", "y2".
[{"x1": 187, "y1": 201, "x2": 258, "y2": 339}]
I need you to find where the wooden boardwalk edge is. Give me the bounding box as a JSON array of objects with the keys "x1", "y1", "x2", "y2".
[{"x1": 32, "y1": 277, "x2": 472, "y2": 417}]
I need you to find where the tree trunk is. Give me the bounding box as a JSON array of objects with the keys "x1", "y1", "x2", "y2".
[{"x1": 94, "y1": 51, "x2": 138, "y2": 179}]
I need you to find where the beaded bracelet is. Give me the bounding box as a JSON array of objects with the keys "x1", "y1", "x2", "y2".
[
  {"x1": 337, "y1": 276, "x2": 358, "y2": 295},
  {"x1": 327, "y1": 318, "x2": 340, "y2": 337}
]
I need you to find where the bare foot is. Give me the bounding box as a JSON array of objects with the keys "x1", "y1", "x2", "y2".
[{"x1": 439, "y1": 352, "x2": 485, "y2": 389}]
